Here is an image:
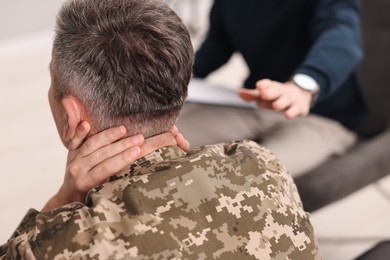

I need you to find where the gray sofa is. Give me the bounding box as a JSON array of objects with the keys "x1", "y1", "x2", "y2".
[{"x1": 295, "y1": 0, "x2": 390, "y2": 212}]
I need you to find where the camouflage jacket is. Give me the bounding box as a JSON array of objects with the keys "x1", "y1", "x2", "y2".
[{"x1": 0, "y1": 140, "x2": 321, "y2": 259}]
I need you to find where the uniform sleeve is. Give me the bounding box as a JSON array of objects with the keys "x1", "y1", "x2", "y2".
[
  {"x1": 0, "y1": 203, "x2": 89, "y2": 259},
  {"x1": 0, "y1": 200, "x2": 141, "y2": 259},
  {"x1": 194, "y1": 0, "x2": 235, "y2": 78},
  {"x1": 0, "y1": 209, "x2": 39, "y2": 259},
  {"x1": 295, "y1": 0, "x2": 363, "y2": 101}
]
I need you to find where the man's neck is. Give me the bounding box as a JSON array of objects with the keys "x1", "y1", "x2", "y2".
[
  {"x1": 139, "y1": 132, "x2": 178, "y2": 158},
  {"x1": 111, "y1": 132, "x2": 178, "y2": 176}
]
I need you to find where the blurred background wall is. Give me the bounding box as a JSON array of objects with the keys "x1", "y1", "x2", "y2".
[
  {"x1": 0, "y1": 1, "x2": 63, "y2": 41},
  {"x1": 0, "y1": 0, "x2": 66, "y2": 243}
]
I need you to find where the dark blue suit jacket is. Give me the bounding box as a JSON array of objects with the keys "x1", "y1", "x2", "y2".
[{"x1": 194, "y1": 0, "x2": 368, "y2": 130}]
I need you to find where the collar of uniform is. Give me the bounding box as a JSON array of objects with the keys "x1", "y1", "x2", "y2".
[{"x1": 108, "y1": 145, "x2": 186, "y2": 182}]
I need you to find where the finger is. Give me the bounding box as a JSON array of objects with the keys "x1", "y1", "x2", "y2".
[
  {"x1": 238, "y1": 88, "x2": 260, "y2": 101},
  {"x1": 272, "y1": 95, "x2": 292, "y2": 111},
  {"x1": 284, "y1": 105, "x2": 302, "y2": 119},
  {"x1": 256, "y1": 100, "x2": 273, "y2": 110},
  {"x1": 176, "y1": 133, "x2": 190, "y2": 151},
  {"x1": 258, "y1": 86, "x2": 282, "y2": 101},
  {"x1": 255, "y1": 79, "x2": 273, "y2": 91},
  {"x1": 78, "y1": 125, "x2": 128, "y2": 157},
  {"x1": 256, "y1": 79, "x2": 288, "y2": 101},
  {"x1": 171, "y1": 126, "x2": 190, "y2": 151},
  {"x1": 84, "y1": 146, "x2": 142, "y2": 187},
  {"x1": 82, "y1": 134, "x2": 144, "y2": 169},
  {"x1": 68, "y1": 121, "x2": 91, "y2": 151},
  {"x1": 170, "y1": 125, "x2": 179, "y2": 136}
]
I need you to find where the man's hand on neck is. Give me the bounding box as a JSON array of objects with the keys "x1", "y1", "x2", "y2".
[
  {"x1": 42, "y1": 124, "x2": 188, "y2": 213},
  {"x1": 42, "y1": 124, "x2": 144, "y2": 212}
]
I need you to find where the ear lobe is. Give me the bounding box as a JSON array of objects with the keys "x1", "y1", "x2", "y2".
[{"x1": 62, "y1": 97, "x2": 83, "y2": 142}]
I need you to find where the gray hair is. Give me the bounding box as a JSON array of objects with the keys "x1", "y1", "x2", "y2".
[{"x1": 52, "y1": 0, "x2": 194, "y2": 137}]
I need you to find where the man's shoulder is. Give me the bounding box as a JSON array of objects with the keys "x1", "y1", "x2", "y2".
[
  {"x1": 192, "y1": 139, "x2": 275, "y2": 157},
  {"x1": 189, "y1": 140, "x2": 286, "y2": 172},
  {"x1": 2, "y1": 140, "x2": 319, "y2": 259},
  {"x1": 113, "y1": 140, "x2": 319, "y2": 259}
]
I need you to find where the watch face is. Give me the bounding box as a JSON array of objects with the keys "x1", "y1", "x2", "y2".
[{"x1": 293, "y1": 74, "x2": 319, "y2": 92}]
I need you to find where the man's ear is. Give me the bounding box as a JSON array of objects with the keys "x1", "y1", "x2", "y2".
[{"x1": 62, "y1": 97, "x2": 83, "y2": 142}]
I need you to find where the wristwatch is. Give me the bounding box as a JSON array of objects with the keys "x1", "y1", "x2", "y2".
[{"x1": 292, "y1": 74, "x2": 320, "y2": 106}]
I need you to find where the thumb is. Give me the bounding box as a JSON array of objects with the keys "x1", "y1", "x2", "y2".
[
  {"x1": 238, "y1": 88, "x2": 260, "y2": 101},
  {"x1": 68, "y1": 121, "x2": 91, "y2": 151}
]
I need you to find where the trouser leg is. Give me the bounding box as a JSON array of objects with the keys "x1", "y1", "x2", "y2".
[
  {"x1": 260, "y1": 113, "x2": 357, "y2": 177},
  {"x1": 176, "y1": 103, "x2": 268, "y2": 148},
  {"x1": 177, "y1": 103, "x2": 357, "y2": 177}
]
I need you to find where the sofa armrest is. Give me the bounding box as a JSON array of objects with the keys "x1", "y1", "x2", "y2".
[{"x1": 295, "y1": 129, "x2": 390, "y2": 212}]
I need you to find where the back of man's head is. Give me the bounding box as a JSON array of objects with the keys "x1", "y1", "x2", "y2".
[{"x1": 51, "y1": 0, "x2": 194, "y2": 137}]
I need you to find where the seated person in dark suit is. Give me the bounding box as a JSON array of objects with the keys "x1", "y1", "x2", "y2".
[{"x1": 177, "y1": 0, "x2": 368, "y2": 177}]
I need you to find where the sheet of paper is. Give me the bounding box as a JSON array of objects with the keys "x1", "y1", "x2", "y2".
[{"x1": 186, "y1": 79, "x2": 257, "y2": 109}]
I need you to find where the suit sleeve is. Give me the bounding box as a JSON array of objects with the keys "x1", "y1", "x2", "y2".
[{"x1": 295, "y1": 0, "x2": 363, "y2": 101}]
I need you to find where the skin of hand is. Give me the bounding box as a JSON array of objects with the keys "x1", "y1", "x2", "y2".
[
  {"x1": 238, "y1": 79, "x2": 313, "y2": 119},
  {"x1": 42, "y1": 122, "x2": 189, "y2": 212},
  {"x1": 171, "y1": 125, "x2": 190, "y2": 152}
]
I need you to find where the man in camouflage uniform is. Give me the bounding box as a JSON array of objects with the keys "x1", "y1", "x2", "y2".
[{"x1": 0, "y1": 0, "x2": 321, "y2": 259}]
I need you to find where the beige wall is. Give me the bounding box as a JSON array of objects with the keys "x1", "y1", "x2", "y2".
[
  {"x1": 0, "y1": 0, "x2": 211, "y2": 43},
  {"x1": 0, "y1": 1, "x2": 64, "y2": 41}
]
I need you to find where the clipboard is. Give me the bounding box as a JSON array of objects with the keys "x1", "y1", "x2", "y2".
[{"x1": 186, "y1": 79, "x2": 257, "y2": 109}]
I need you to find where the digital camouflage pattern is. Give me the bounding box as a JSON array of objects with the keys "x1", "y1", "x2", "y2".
[{"x1": 0, "y1": 140, "x2": 321, "y2": 259}]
